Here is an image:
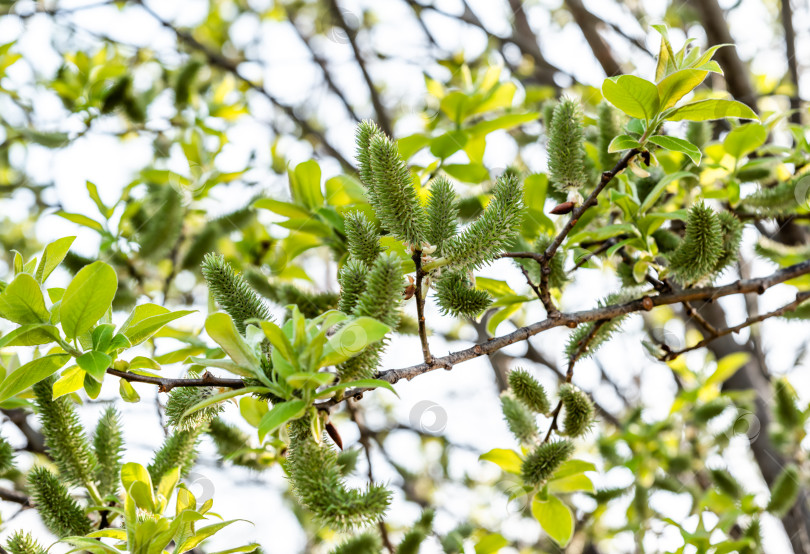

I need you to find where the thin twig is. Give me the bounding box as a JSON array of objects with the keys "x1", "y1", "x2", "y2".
[
  {"x1": 412, "y1": 250, "x2": 433, "y2": 364},
  {"x1": 660, "y1": 291, "x2": 810, "y2": 361},
  {"x1": 106, "y1": 369, "x2": 245, "y2": 392}
]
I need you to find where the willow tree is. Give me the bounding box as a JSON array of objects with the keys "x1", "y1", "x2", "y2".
[{"x1": 0, "y1": 1, "x2": 809, "y2": 553}]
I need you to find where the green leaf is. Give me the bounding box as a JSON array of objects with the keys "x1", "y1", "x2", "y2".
[
  {"x1": 319, "y1": 317, "x2": 391, "y2": 368},
  {"x1": 607, "y1": 135, "x2": 642, "y2": 153},
  {"x1": 474, "y1": 533, "x2": 509, "y2": 554},
  {"x1": 664, "y1": 99, "x2": 758, "y2": 122},
  {"x1": 0, "y1": 323, "x2": 61, "y2": 347},
  {"x1": 257, "y1": 400, "x2": 307, "y2": 440},
  {"x1": 656, "y1": 69, "x2": 708, "y2": 110},
  {"x1": 53, "y1": 367, "x2": 85, "y2": 399},
  {"x1": 468, "y1": 112, "x2": 539, "y2": 137},
  {"x1": 56, "y1": 211, "x2": 105, "y2": 233},
  {"x1": 121, "y1": 462, "x2": 154, "y2": 510},
  {"x1": 0, "y1": 353, "x2": 70, "y2": 402},
  {"x1": 86, "y1": 181, "x2": 113, "y2": 219},
  {"x1": 177, "y1": 520, "x2": 243, "y2": 552},
  {"x1": 118, "y1": 379, "x2": 140, "y2": 402},
  {"x1": 204, "y1": 313, "x2": 260, "y2": 376},
  {"x1": 638, "y1": 171, "x2": 697, "y2": 214},
  {"x1": 430, "y1": 130, "x2": 468, "y2": 158},
  {"x1": 647, "y1": 135, "x2": 702, "y2": 165},
  {"x1": 119, "y1": 304, "x2": 193, "y2": 345},
  {"x1": 706, "y1": 352, "x2": 750, "y2": 387},
  {"x1": 259, "y1": 321, "x2": 297, "y2": 368},
  {"x1": 568, "y1": 223, "x2": 637, "y2": 245},
  {"x1": 60, "y1": 261, "x2": 118, "y2": 339},
  {"x1": 289, "y1": 160, "x2": 324, "y2": 210},
  {"x1": 602, "y1": 75, "x2": 660, "y2": 120},
  {"x1": 252, "y1": 198, "x2": 312, "y2": 219},
  {"x1": 532, "y1": 494, "x2": 574, "y2": 546},
  {"x1": 551, "y1": 459, "x2": 597, "y2": 479},
  {"x1": 316, "y1": 378, "x2": 398, "y2": 399},
  {"x1": 479, "y1": 448, "x2": 523, "y2": 475},
  {"x1": 548, "y1": 473, "x2": 594, "y2": 493},
  {"x1": 76, "y1": 351, "x2": 112, "y2": 382},
  {"x1": 723, "y1": 123, "x2": 767, "y2": 159},
  {"x1": 35, "y1": 236, "x2": 76, "y2": 283},
  {"x1": 0, "y1": 273, "x2": 49, "y2": 324},
  {"x1": 286, "y1": 372, "x2": 335, "y2": 389}
]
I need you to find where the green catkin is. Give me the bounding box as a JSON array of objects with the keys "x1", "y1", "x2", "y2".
[
  {"x1": 597, "y1": 101, "x2": 620, "y2": 170},
  {"x1": 500, "y1": 395, "x2": 538, "y2": 443},
  {"x1": 5, "y1": 531, "x2": 48, "y2": 554},
  {"x1": 693, "y1": 397, "x2": 729, "y2": 423},
  {"x1": 201, "y1": 253, "x2": 272, "y2": 335},
  {"x1": 590, "y1": 487, "x2": 630, "y2": 503},
  {"x1": 541, "y1": 100, "x2": 557, "y2": 130},
  {"x1": 165, "y1": 386, "x2": 223, "y2": 431},
  {"x1": 558, "y1": 384, "x2": 595, "y2": 437},
  {"x1": 773, "y1": 378, "x2": 801, "y2": 429},
  {"x1": 668, "y1": 201, "x2": 723, "y2": 285},
  {"x1": 508, "y1": 368, "x2": 550, "y2": 414},
  {"x1": 521, "y1": 440, "x2": 574, "y2": 486},
  {"x1": 337, "y1": 259, "x2": 369, "y2": 315},
  {"x1": 652, "y1": 228, "x2": 683, "y2": 253},
  {"x1": 547, "y1": 98, "x2": 588, "y2": 194},
  {"x1": 564, "y1": 290, "x2": 639, "y2": 360},
  {"x1": 766, "y1": 464, "x2": 800, "y2": 516},
  {"x1": 535, "y1": 235, "x2": 568, "y2": 289},
  {"x1": 0, "y1": 434, "x2": 14, "y2": 473},
  {"x1": 355, "y1": 120, "x2": 384, "y2": 204},
  {"x1": 135, "y1": 185, "x2": 184, "y2": 261},
  {"x1": 714, "y1": 211, "x2": 743, "y2": 274},
  {"x1": 368, "y1": 134, "x2": 428, "y2": 247},
  {"x1": 207, "y1": 418, "x2": 263, "y2": 470},
  {"x1": 286, "y1": 419, "x2": 391, "y2": 531},
  {"x1": 148, "y1": 428, "x2": 202, "y2": 483},
  {"x1": 740, "y1": 178, "x2": 802, "y2": 216},
  {"x1": 344, "y1": 210, "x2": 382, "y2": 267},
  {"x1": 182, "y1": 222, "x2": 220, "y2": 270},
  {"x1": 686, "y1": 121, "x2": 712, "y2": 150},
  {"x1": 397, "y1": 510, "x2": 435, "y2": 554},
  {"x1": 338, "y1": 253, "x2": 402, "y2": 381},
  {"x1": 443, "y1": 174, "x2": 523, "y2": 270},
  {"x1": 710, "y1": 468, "x2": 742, "y2": 499},
  {"x1": 336, "y1": 448, "x2": 361, "y2": 476},
  {"x1": 32, "y1": 377, "x2": 96, "y2": 487},
  {"x1": 425, "y1": 176, "x2": 458, "y2": 256},
  {"x1": 741, "y1": 519, "x2": 762, "y2": 554},
  {"x1": 754, "y1": 237, "x2": 810, "y2": 266},
  {"x1": 27, "y1": 467, "x2": 92, "y2": 538},
  {"x1": 330, "y1": 533, "x2": 383, "y2": 554},
  {"x1": 246, "y1": 270, "x2": 338, "y2": 319},
  {"x1": 433, "y1": 270, "x2": 492, "y2": 318},
  {"x1": 93, "y1": 407, "x2": 124, "y2": 498}
]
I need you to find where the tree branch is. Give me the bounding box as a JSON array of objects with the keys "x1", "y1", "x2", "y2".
[
  {"x1": 412, "y1": 250, "x2": 433, "y2": 364},
  {"x1": 106, "y1": 369, "x2": 245, "y2": 393}
]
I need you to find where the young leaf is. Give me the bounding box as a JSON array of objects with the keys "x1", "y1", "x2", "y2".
[
  {"x1": 257, "y1": 400, "x2": 307, "y2": 440},
  {"x1": 35, "y1": 236, "x2": 76, "y2": 283},
  {"x1": 664, "y1": 99, "x2": 758, "y2": 122},
  {"x1": 205, "y1": 313, "x2": 261, "y2": 375},
  {"x1": 531, "y1": 494, "x2": 574, "y2": 546},
  {"x1": 319, "y1": 317, "x2": 391, "y2": 368},
  {"x1": 0, "y1": 354, "x2": 70, "y2": 402},
  {"x1": 723, "y1": 123, "x2": 767, "y2": 159},
  {"x1": 656, "y1": 69, "x2": 708, "y2": 110},
  {"x1": 61, "y1": 261, "x2": 117, "y2": 339},
  {"x1": 0, "y1": 273, "x2": 50, "y2": 325},
  {"x1": 607, "y1": 135, "x2": 642, "y2": 153},
  {"x1": 647, "y1": 135, "x2": 702, "y2": 165},
  {"x1": 602, "y1": 75, "x2": 660, "y2": 120}
]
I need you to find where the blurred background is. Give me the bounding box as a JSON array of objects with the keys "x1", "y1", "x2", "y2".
[{"x1": 0, "y1": 0, "x2": 809, "y2": 552}]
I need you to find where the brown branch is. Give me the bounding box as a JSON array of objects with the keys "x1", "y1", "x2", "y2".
[
  {"x1": 660, "y1": 291, "x2": 810, "y2": 361},
  {"x1": 0, "y1": 487, "x2": 31, "y2": 507},
  {"x1": 780, "y1": 0, "x2": 801, "y2": 123},
  {"x1": 318, "y1": 257, "x2": 810, "y2": 409},
  {"x1": 563, "y1": 0, "x2": 622, "y2": 76},
  {"x1": 106, "y1": 369, "x2": 245, "y2": 393},
  {"x1": 132, "y1": 0, "x2": 355, "y2": 171},
  {"x1": 412, "y1": 250, "x2": 433, "y2": 364},
  {"x1": 285, "y1": 6, "x2": 361, "y2": 124},
  {"x1": 326, "y1": 0, "x2": 393, "y2": 136}
]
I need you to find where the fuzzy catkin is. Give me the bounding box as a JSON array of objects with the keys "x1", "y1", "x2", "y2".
[
  {"x1": 425, "y1": 176, "x2": 458, "y2": 255},
  {"x1": 500, "y1": 395, "x2": 538, "y2": 443},
  {"x1": 286, "y1": 419, "x2": 391, "y2": 531},
  {"x1": 148, "y1": 428, "x2": 202, "y2": 483},
  {"x1": 521, "y1": 440, "x2": 574, "y2": 486},
  {"x1": 93, "y1": 407, "x2": 124, "y2": 498},
  {"x1": 32, "y1": 377, "x2": 97, "y2": 487},
  {"x1": 27, "y1": 467, "x2": 91, "y2": 538},
  {"x1": 201, "y1": 253, "x2": 272, "y2": 335},
  {"x1": 443, "y1": 174, "x2": 523, "y2": 270},
  {"x1": 434, "y1": 270, "x2": 492, "y2": 318},
  {"x1": 508, "y1": 368, "x2": 550, "y2": 414},
  {"x1": 668, "y1": 202, "x2": 723, "y2": 285},
  {"x1": 547, "y1": 98, "x2": 588, "y2": 193},
  {"x1": 344, "y1": 210, "x2": 382, "y2": 267},
  {"x1": 5, "y1": 532, "x2": 48, "y2": 554},
  {"x1": 559, "y1": 384, "x2": 595, "y2": 437}
]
